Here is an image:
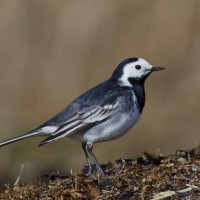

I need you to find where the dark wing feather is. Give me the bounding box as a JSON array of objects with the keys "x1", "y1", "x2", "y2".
[
  {"x1": 39, "y1": 101, "x2": 118, "y2": 146},
  {"x1": 38, "y1": 78, "x2": 133, "y2": 146}
]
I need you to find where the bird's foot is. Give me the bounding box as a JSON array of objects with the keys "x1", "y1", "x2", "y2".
[{"x1": 82, "y1": 164, "x2": 105, "y2": 177}]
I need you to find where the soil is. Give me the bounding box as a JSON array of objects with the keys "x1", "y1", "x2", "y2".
[{"x1": 0, "y1": 148, "x2": 200, "y2": 200}]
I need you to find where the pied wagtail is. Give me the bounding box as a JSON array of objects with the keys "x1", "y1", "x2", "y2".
[{"x1": 0, "y1": 58, "x2": 164, "y2": 175}]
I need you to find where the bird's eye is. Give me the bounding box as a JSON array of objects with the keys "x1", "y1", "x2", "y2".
[{"x1": 135, "y1": 65, "x2": 141, "y2": 70}]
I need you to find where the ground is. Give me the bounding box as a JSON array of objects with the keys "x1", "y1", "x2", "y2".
[{"x1": 0, "y1": 148, "x2": 200, "y2": 200}]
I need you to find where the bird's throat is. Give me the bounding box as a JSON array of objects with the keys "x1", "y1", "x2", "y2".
[{"x1": 128, "y1": 77, "x2": 145, "y2": 113}]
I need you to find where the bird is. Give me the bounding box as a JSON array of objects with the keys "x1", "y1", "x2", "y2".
[{"x1": 0, "y1": 58, "x2": 165, "y2": 176}]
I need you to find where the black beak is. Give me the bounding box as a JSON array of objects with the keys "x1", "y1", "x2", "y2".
[{"x1": 151, "y1": 66, "x2": 165, "y2": 72}]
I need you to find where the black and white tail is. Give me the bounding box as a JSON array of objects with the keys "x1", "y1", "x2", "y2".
[{"x1": 0, "y1": 130, "x2": 41, "y2": 147}]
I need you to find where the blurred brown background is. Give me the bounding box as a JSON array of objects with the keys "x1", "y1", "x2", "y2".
[{"x1": 0, "y1": 0, "x2": 200, "y2": 185}]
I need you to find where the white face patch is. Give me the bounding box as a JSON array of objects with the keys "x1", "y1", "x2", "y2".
[{"x1": 118, "y1": 58, "x2": 153, "y2": 87}]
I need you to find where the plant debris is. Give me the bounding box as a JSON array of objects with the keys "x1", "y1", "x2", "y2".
[{"x1": 1, "y1": 148, "x2": 200, "y2": 200}]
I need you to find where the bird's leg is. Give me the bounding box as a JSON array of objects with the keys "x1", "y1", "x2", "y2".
[
  {"x1": 82, "y1": 142, "x2": 92, "y2": 174},
  {"x1": 86, "y1": 142, "x2": 105, "y2": 176}
]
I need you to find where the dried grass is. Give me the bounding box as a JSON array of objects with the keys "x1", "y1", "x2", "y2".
[{"x1": 1, "y1": 148, "x2": 200, "y2": 200}]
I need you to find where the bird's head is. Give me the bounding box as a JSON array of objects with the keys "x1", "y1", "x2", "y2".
[{"x1": 112, "y1": 58, "x2": 165, "y2": 87}]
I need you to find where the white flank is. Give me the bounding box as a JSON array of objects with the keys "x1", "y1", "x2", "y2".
[{"x1": 41, "y1": 126, "x2": 58, "y2": 134}]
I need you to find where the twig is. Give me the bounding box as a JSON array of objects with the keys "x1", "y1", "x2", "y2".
[
  {"x1": 151, "y1": 185, "x2": 199, "y2": 200},
  {"x1": 14, "y1": 164, "x2": 24, "y2": 187}
]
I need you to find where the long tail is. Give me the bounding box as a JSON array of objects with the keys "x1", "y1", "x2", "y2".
[{"x1": 0, "y1": 130, "x2": 41, "y2": 147}]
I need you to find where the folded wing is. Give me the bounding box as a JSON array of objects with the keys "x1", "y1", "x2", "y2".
[{"x1": 39, "y1": 101, "x2": 118, "y2": 146}]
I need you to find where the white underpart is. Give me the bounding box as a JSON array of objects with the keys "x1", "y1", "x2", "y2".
[
  {"x1": 73, "y1": 92, "x2": 140, "y2": 143},
  {"x1": 41, "y1": 126, "x2": 58, "y2": 134},
  {"x1": 119, "y1": 58, "x2": 153, "y2": 87}
]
